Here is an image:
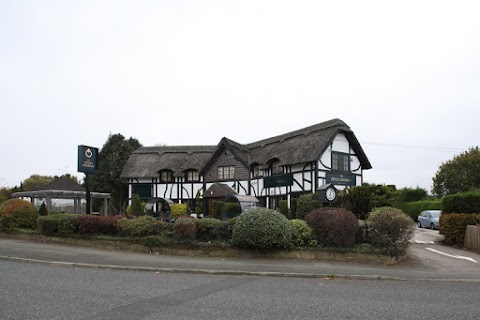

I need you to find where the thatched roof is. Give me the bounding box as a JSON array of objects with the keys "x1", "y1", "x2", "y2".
[
  {"x1": 247, "y1": 118, "x2": 371, "y2": 168},
  {"x1": 121, "y1": 118, "x2": 371, "y2": 179},
  {"x1": 121, "y1": 145, "x2": 216, "y2": 178}
]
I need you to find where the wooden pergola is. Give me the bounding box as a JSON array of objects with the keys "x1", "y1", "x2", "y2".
[
  {"x1": 12, "y1": 190, "x2": 110, "y2": 215},
  {"x1": 11, "y1": 175, "x2": 110, "y2": 215}
]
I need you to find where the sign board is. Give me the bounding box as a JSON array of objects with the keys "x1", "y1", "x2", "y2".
[
  {"x1": 132, "y1": 184, "x2": 152, "y2": 198},
  {"x1": 264, "y1": 173, "x2": 294, "y2": 188},
  {"x1": 326, "y1": 172, "x2": 356, "y2": 186},
  {"x1": 77, "y1": 145, "x2": 99, "y2": 173}
]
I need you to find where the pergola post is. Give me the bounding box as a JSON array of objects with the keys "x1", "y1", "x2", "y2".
[
  {"x1": 103, "y1": 197, "x2": 108, "y2": 216},
  {"x1": 46, "y1": 196, "x2": 52, "y2": 212}
]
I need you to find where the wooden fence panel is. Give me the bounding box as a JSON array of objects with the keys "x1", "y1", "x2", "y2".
[{"x1": 464, "y1": 225, "x2": 480, "y2": 253}]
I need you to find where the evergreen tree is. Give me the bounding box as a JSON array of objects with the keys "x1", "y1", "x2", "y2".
[
  {"x1": 38, "y1": 202, "x2": 48, "y2": 216},
  {"x1": 91, "y1": 134, "x2": 142, "y2": 212}
]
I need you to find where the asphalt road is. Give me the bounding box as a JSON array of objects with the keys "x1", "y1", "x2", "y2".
[{"x1": 1, "y1": 259, "x2": 479, "y2": 320}]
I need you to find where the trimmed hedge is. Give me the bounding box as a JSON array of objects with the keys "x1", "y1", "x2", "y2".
[
  {"x1": 37, "y1": 213, "x2": 77, "y2": 236},
  {"x1": 195, "y1": 218, "x2": 224, "y2": 241},
  {"x1": 232, "y1": 208, "x2": 292, "y2": 249},
  {"x1": 443, "y1": 191, "x2": 480, "y2": 214},
  {"x1": 117, "y1": 216, "x2": 163, "y2": 237},
  {"x1": 439, "y1": 213, "x2": 479, "y2": 244},
  {"x1": 0, "y1": 199, "x2": 38, "y2": 229},
  {"x1": 173, "y1": 217, "x2": 197, "y2": 240},
  {"x1": 395, "y1": 199, "x2": 442, "y2": 221}
]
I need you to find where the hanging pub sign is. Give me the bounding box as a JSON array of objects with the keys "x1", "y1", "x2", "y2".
[
  {"x1": 77, "y1": 145, "x2": 99, "y2": 173},
  {"x1": 264, "y1": 173, "x2": 294, "y2": 188},
  {"x1": 326, "y1": 172, "x2": 356, "y2": 187}
]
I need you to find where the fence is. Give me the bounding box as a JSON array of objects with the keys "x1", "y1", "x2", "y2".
[{"x1": 464, "y1": 225, "x2": 480, "y2": 253}]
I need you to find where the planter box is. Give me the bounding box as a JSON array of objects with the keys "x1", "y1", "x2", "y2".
[{"x1": 464, "y1": 225, "x2": 480, "y2": 253}]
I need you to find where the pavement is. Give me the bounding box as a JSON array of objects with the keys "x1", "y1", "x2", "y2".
[{"x1": 1, "y1": 235, "x2": 480, "y2": 282}]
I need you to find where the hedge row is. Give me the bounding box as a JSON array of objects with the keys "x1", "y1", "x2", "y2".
[
  {"x1": 439, "y1": 213, "x2": 479, "y2": 244},
  {"x1": 35, "y1": 213, "x2": 238, "y2": 242},
  {"x1": 395, "y1": 199, "x2": 442, "y2": 221},
  {"x1": 442, "y1": 191, "x2": 480, "y2": 214}
]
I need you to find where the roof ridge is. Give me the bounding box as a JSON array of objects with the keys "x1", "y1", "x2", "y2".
[{"x1": 246, "y1": 118, "x2": 349, "y2": 148}]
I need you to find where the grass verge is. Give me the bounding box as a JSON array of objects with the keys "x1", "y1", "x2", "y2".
[{"x1": 0, "y1": 230, "x2": 404, "y2": 265}]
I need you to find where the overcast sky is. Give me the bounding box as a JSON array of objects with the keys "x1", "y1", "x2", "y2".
[{"x1": 1, "y1": 0, "x2": 479, "y2": 193}]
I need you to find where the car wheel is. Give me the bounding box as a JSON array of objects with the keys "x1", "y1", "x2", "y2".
[
  {"x1": 417, "y1": 221, "x2": 422, "y2": 228},
  {"x1": 430, "y1": 223, "x2": 435, "y2": 230}
]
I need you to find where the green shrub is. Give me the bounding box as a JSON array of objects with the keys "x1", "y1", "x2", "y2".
[
  {"x1": 117, "y1": 216, "x2": 160, "y2": 237},
  {"x1": 0, "y1": 199, "x2": 38, "y2": 229},
  {"x1": 296, "y1": 194, "x2": 317, "y2": 220},
  {"x1": 57, "y1": 215, "x2": 78, "y2": 235},
  {"x1": 173, "y1": 218, "x2": 197, "y2": 240},
  {"x1": 130, "y1": 193, "x2": 144, "y2": 216},
  {"x1": 289, "y1": 219, "x2": 315, "y2": 247},
  {"x1": 366, "y1": 207, "x2": 415, "y2": 259},
  {"x1": 195, "y1": 218, "x2": 224, "y2": 241},
  {"x1": 232, "y1": 208, "x2": 292, "y2": 249},
  {"x1": 209, "y1": 218, "x2": 237, "y2": 241},
  {"x1": 305, "y1": 207, "x2": 358, "y2": 247},
  {"x1": 395, "y1": 199, "x2": 442, "y2": 221},
  {"x1": 278, "y1": 200, "x2": 290, "y2": 219},
  {"x1": 38, "y1": 202, "x2": 48, "y2": 216},
  {"x1": 442, "y1": 191, "x2": 480, "y2": 213},
  {"x1": 212, "y1": 201, "x2": 224, "y2": 219},
  {"x1": 194, "y1": 190, "x2": 202, "y2": 215},
  {"x1": 170, "y1": 203, "x2": 189, "y2": 219},
  {"x1": 37, "y1": 213, "x2": 77, "y2": 235},
  {"x1": 290, "y1": 198, "x2": 298, "y2": 218},
  {"x1": 439, "y1": 213, "x2": 479, "y2": 244},
  {"x1": 342, "y1": 184, "x2": 397, "y2": 219}
]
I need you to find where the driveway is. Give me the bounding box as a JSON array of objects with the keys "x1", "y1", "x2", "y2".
[{"x1": 408, "y1": 227, "x2": 480, "y2": 278}]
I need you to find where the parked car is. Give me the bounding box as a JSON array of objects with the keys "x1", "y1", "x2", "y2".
[{"x1": 417, "y1": 210, "x2": 441, "y2": 229}]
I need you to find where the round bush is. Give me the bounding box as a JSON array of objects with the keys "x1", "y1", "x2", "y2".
[
  {"x1": 170, "y1": 203, "x2": 189, "y2": 219},
  {"x1": 305, "y1": 207, "x2": 358, "y2": 247},
  {"x1": 290, "y1": 219, "x2": 315, "y2": 247},
  {"x1": 366, "y1": 206, "x2": 415, "y2": 259},
  {"x1": 0, "y1": 199, "x2": 38, "y2": 229},
  {"x1": 232, "y1": 208, "x2": 292, "y2": 249}
]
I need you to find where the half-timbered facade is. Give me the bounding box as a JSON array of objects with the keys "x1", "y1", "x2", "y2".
[{"x1": 121, "y1": 118, "x2": 372, "y2": 213}]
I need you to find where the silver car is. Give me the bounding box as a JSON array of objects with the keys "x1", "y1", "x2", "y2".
[{"x1": 417, "y1": 210, "x2": 441, "y2": 229}]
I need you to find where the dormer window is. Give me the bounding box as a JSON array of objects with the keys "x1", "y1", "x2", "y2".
[
  {"x1": 252, "y1": 164, "x2": 263, "y2": 178},
  {"x1": 270, "y1": 159, "x2": 282, "y2": 175},
  {"x1": 185, "y1": 169, "x2": 200, "y2": 182},
  {"x1": 332, "y1": 152, "x2": 350, "y2": 172},
  {"x1": 159, "y1": 170, "x2": 174, "y2": 182}
]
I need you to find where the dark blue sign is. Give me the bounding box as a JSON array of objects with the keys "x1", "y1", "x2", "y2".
[{"x1": 77, "y1": 145, "x2": 99, "y2": 173}]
